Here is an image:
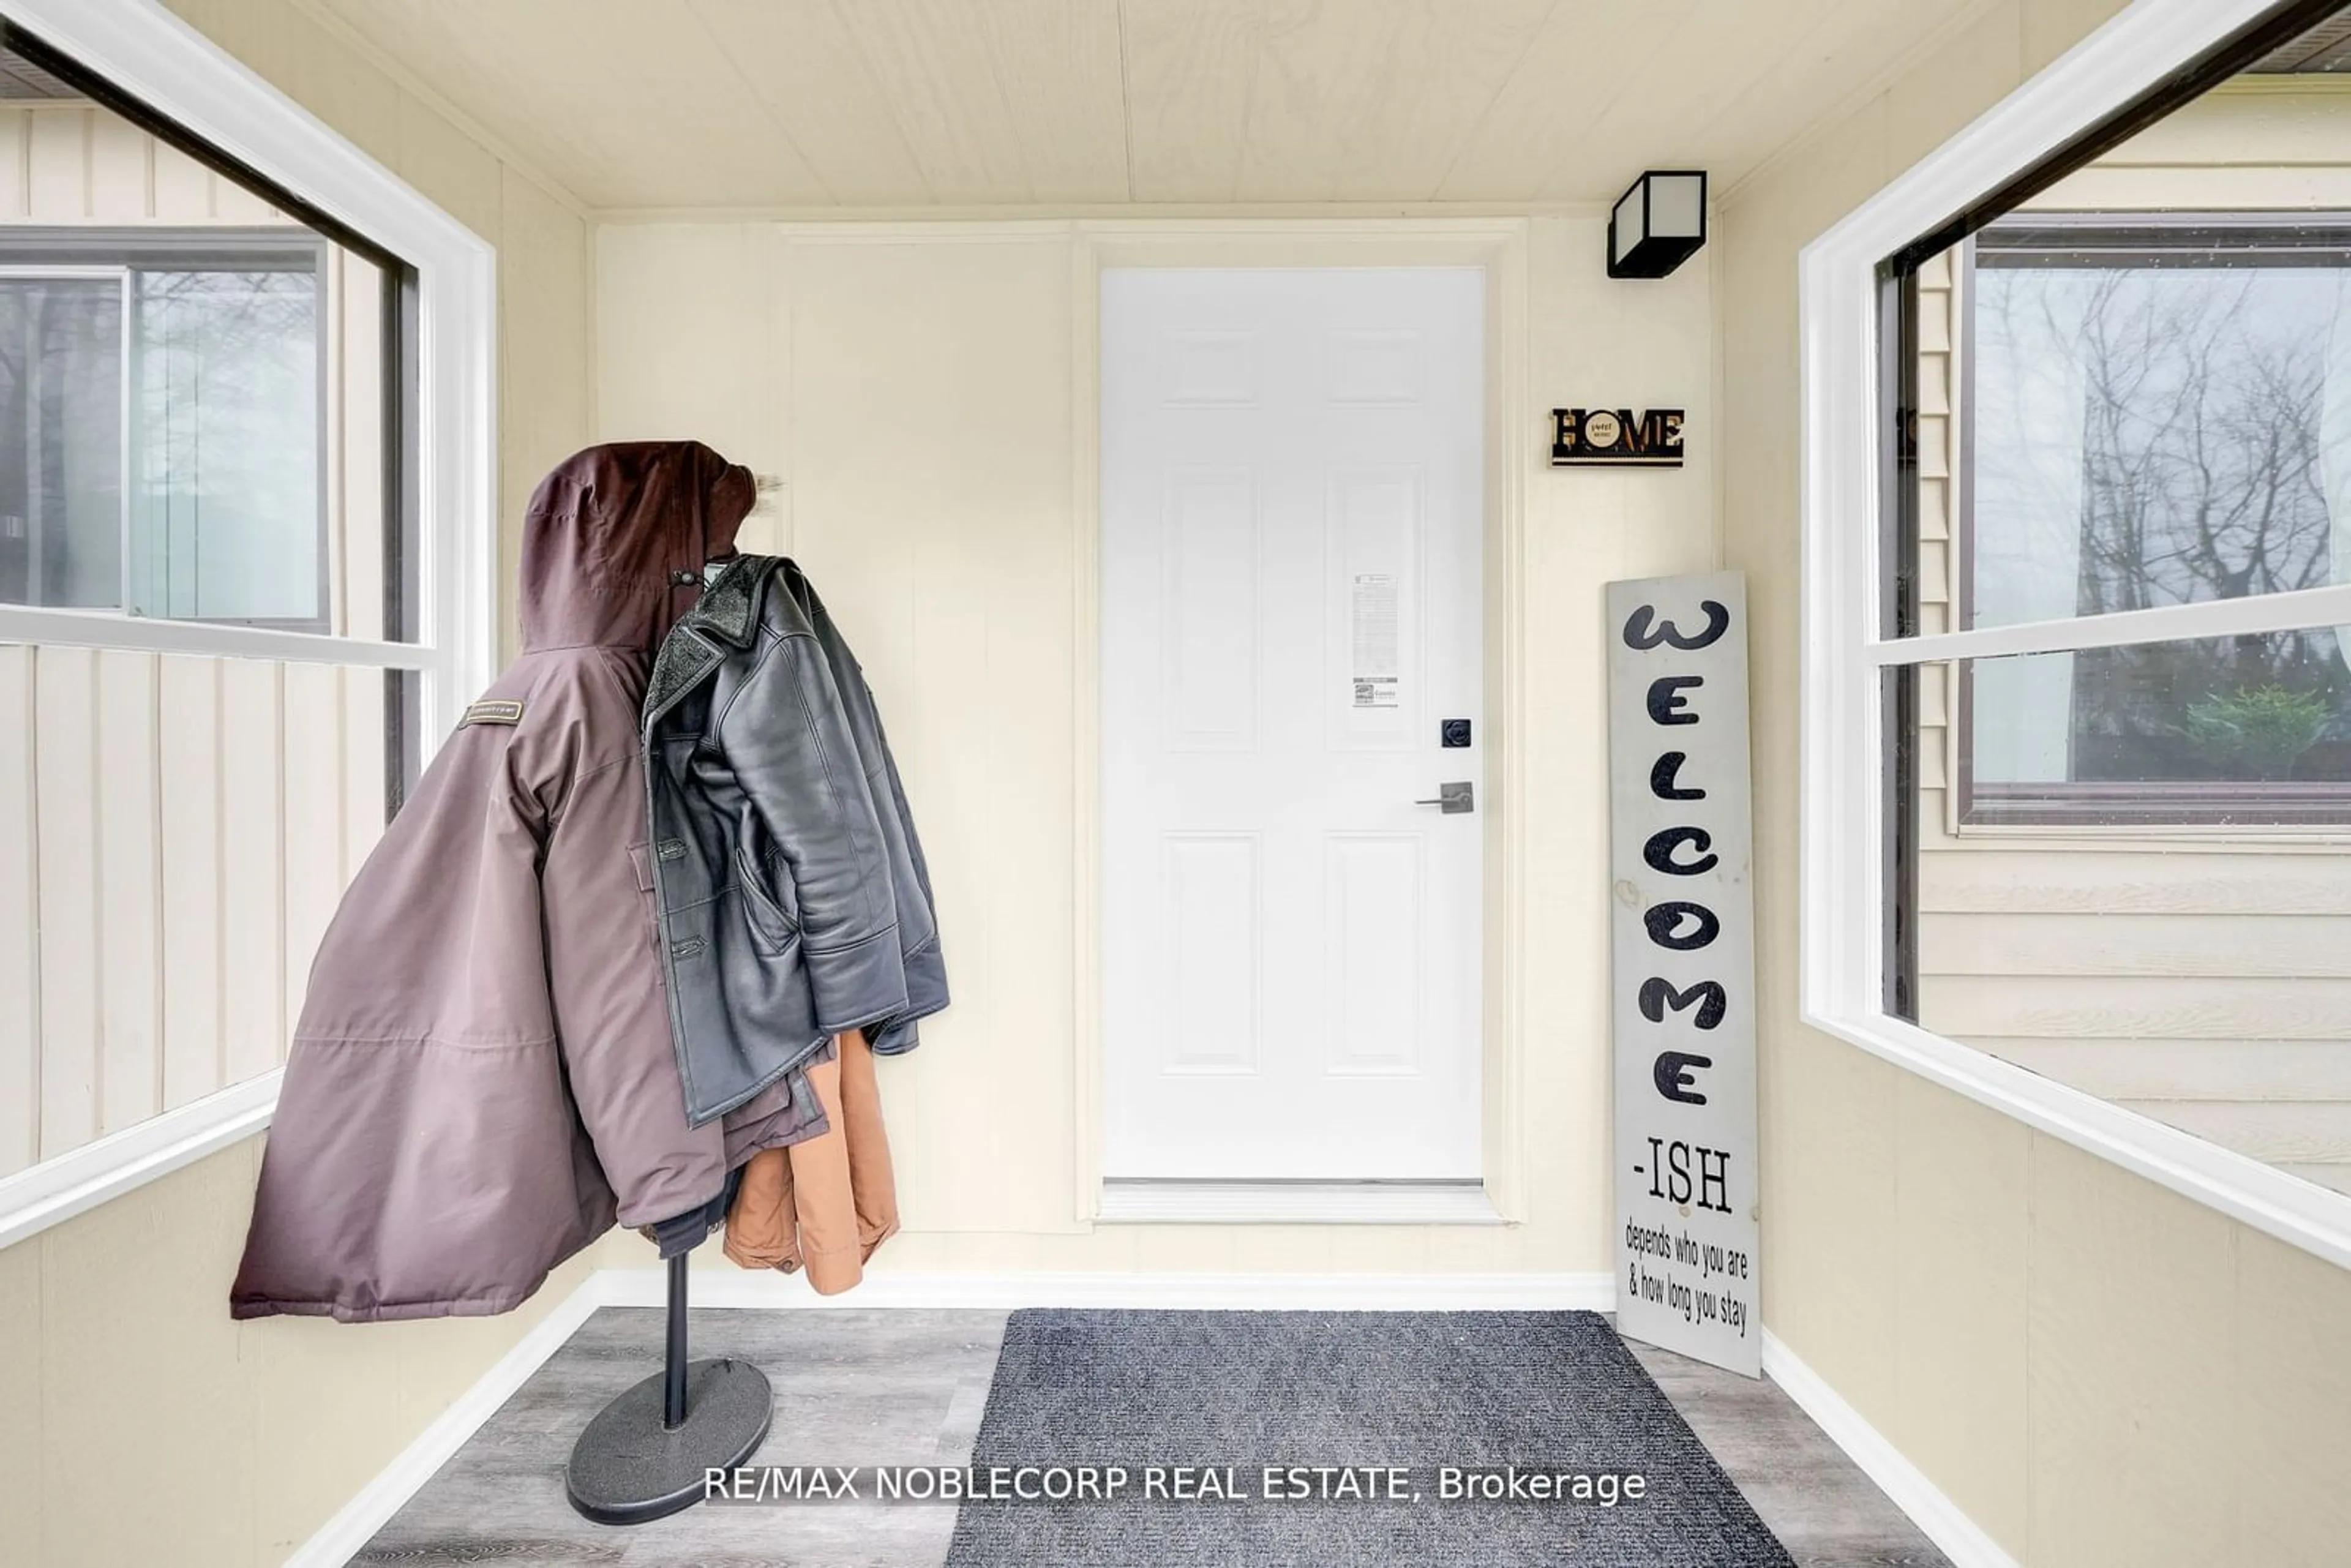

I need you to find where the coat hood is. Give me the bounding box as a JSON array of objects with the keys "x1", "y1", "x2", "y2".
[{"x1": 519, "y1": 441, "x2": 756, "y2": 653}]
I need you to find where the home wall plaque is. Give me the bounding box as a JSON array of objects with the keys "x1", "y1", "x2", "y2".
[{"x1": 1551, "y1": 407, "x2": 1685, "y2": 467}]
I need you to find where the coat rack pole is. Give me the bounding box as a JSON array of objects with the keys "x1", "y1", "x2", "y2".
[
  {"x1": 566, "y1": 1242, "x2": 773, "y2": 1525},
  {"x1": 663, "y1": 1251, "x2": 691, "y2": 1428}
]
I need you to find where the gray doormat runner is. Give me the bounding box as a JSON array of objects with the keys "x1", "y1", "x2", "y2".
[{"x1": 945, "y1": 1309, "x2": 1794, "y2": 1566}]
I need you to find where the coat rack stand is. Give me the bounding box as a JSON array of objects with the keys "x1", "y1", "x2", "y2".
[{"x1": 565, "y1": 1250, "x2": 773, "y2": 1525}]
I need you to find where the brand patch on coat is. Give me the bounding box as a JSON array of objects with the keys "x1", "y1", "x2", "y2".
[{"x1": 459, "y1": 699, "x2": 526, "y2": 728}]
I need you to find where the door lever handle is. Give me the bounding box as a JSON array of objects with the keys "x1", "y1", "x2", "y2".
[{"x1": 1413, "y1": 781, "x2": 1475, "y2": 814}]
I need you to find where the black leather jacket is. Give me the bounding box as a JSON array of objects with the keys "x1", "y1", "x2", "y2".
[{"x1": 642, "y1": 555, "x2": 948, "y2": 1125}]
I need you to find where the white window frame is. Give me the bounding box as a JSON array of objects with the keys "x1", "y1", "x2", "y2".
[
  {"x1": 1802, "y1": 0, "x2": 2351, "y2": 1274},
  {"x1": 0, "y1": 0, "x2": 495, "y2": 1248}
]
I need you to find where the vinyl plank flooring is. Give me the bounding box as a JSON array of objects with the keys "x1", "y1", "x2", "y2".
[
  {"x1": 359, "y1": 1307, "x2": 1949, "y2": 1568},
  {"x1": 1627, "y1": 1338, "x2": 1953, "y2": 1568},
  {"x1": 353, "y1": 1308, "x2": 1007, "y2": 1568}
]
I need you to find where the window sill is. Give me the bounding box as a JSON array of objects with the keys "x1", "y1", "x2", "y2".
[
  {"x1": 1799, "y1": 1004, "x2": 2351, "y2": 1272},
  {"x1": 0, "y1": 1072, "x2": 277, "y2": 1251}
]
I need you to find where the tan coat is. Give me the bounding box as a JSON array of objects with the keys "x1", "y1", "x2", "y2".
[{"x1": 724, "y1": 1028, "x2": 900, "y2": 1291}]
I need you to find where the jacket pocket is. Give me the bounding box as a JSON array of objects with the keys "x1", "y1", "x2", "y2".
[{"x1": 737, "y1": 843, "x2": 800, "y2": 956}]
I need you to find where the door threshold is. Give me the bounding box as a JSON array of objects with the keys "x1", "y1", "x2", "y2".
[{"x1": 1097, "y1": 1179, "x2": 1502, "y2": 1226}]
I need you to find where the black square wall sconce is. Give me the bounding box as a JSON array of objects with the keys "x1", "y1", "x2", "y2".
[{"x1": 1607, "y1": 170, "x2": 1708, "y2": 279}]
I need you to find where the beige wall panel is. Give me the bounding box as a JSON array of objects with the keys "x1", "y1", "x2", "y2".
[
  {"x1": 1922, "y1": 974, "x2": 2351, "y2": 1041},
  {"x1": 394, "y1": 90, "x2": 502, "y2": 245},
  {"x1": 0, "y1": 648, "x2": 36, "y2": 1177},
  {"x1": 34, "y1": 648, "x2": 100, "y2": 1157},
  {"x1": 2, "y1": 8, "x2": 601, "y2": 1566},
  {"x1": 595, "y1": 223, "x2": 784, "y2": 465},
  {"x1": 1994, "y1": 1037, "x2": 2351, "y2": 1102},
  {"x1": 1892, "y1": 1076, "x2": 2030, "y2": 1556},
  {"x1": 1118, "y1": 0, "x2": 1264, "y2": 201},
  {"x1": 2109, "y1": 85, "x2": 2351, "y2": 167},
  {"x1": 2236, "y1": 1226, "x2": 2351, "y2": 1561},
  {"x1": 212, "y1": 172, "x2": 277, "y2": 223},
  {"x1": 158, "y1": 656, "x2": 226, "y2": 1111},
  {"x1": 341, "y1": 669, "x2": 388, "y2": 876},
  {"x1": 280, "y1": 664, "x2": 345, "y2": 1039},
  {"x1": 151, "y1": 137, "x2": 217, "y2": 220},
  {"x1": 1517, "y1": 213, "x2": 1715, "y2": 1256},
  {"x1": 2111, "y1": 1100, "x2": 2351, "y2": 1168},
  {"x1": 251, "y1": 1311, "x2": 402, "y2": 1559},
  {"x1": 1920, "y1": 849, "x2": 2351, "y2": 913},
  {"x1": 383, "y1": 1250, "x2": 598, "y2": 1431},
  {"x1": 26, "y1": 108, "x2": 86, "y2": 218},
  {"x1": 1880, "y1": 1, "x2": 2026, "y2": 179},
  {"x1": 219, "y1": 659, "x2": 285, "y2": 1086},
  {"x1": 2021, "y1": 0, "x2": 2133, "y2": 74},
  {"x1": 2282, "y1": 1161, "x2": 2351, "y2": 1196},
  {"x1": 37, "y1": 1141, "x2": 260, "y2": 1568},
  {"x1": 595, "y1": 209, "x2": 1714, "y2": 1272},
  {"x1": 1717, "y1": 2, "x2": 2351, "y2": 1561},
  {"x1": 2025, "y1": 1135, "x2": 2236, "y2": 1566},
  {"x1": 0, "y1": 108, "x2": 24, "y2": 216},
  {"x1": 787, "y1": 236, "x2": 1076, "y2": 1233},
  {"x1": 337, "y1": 253, "x2": 388, "y2": 640},
  {"x1": 1921, "y1": 910, "x2": 2351, "y2": 978},
  {"x1": 497, "y1": 168, "x2": 593, "y2": 659},
  {"x1": 94, "y1": 651, "x2": 162, "y2": 1135},
  {"x1": 272, "y1": 3, "x2": 402, "y2": 169},
  {"x1": 2039, "y1": 165, "x2": 2351, "y2": 209},
  {"x1": 88, "y1": 111, "x2": 151, "y2": 219},
  {"x1": 0, "y1": 1237, "x2": 40, "y2": 1562},
  {"x1": 1761, "y1": 1024, "x2": 1904, "y2": 1419}
]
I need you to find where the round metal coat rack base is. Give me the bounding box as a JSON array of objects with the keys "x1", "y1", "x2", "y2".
[{"x1": 564, "y1": 1357, "x2": 773, "y2": 1526}]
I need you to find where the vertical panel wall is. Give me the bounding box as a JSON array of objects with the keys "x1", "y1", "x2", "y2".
[
  {"x1": 594, "y1": 214, "x2": 1717, "y2": 1275},
  {"x1": 0, "y1": 104, "x2": 390, "y2": 1176},
  {"x1": 0, "y1": 4, "x2": 599, "y2": 1566},
  {"x1": 1717, "y1": 4, "x2": 2351, "y2": 1563}
]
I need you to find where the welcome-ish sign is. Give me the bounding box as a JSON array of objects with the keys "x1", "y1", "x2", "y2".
[{"x1": 1607, "y1": 571, "x2": 1761, "y2": 1378}]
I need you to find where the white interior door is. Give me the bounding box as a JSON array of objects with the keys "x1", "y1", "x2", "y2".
[{"x1": 1101, "y1": 267, "x2": 1484, "y2": 1181}]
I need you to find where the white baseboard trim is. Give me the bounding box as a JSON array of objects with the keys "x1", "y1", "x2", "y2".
[
  {"x1": 1760, "y1": 1330, "x2": 2020, "y2": 1568},
  {"x1": 601, "y1": 1266, "x2": 1615, "y2": 1311},
  {"x1": 281, "y1": 1270, "x2": 613, "y2": 1568}
]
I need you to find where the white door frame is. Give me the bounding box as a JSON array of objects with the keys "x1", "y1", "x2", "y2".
[{"x1": 1068, "y1": 219, "x2": 1533, "y2": 1224}]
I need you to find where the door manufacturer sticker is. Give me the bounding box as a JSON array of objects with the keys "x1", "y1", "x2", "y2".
[{"x1": 1350, "y1": 572, "x2": 1400, "y2": 709}]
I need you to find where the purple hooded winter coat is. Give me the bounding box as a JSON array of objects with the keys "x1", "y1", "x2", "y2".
[{"x1": 231, "y1": 443, "x2": 826, "y2": 1322}]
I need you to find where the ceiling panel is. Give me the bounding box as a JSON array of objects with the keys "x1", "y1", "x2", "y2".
[
  {"x1": 1120, "y1": 0, "x2": 1264, "y2": 201},
  {"x1": 977, "y1": 0, "x2": 1132, "y2": 203},
  {"x1": 302, "y1": 0, "x2": 1982, "y2": 211},
  {"x1": 1328, "y1": 0, "x2": 1554, "y2": 203},
  {"x1": 683, "y1": 0, "x2": 934, "y2": 204}
]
